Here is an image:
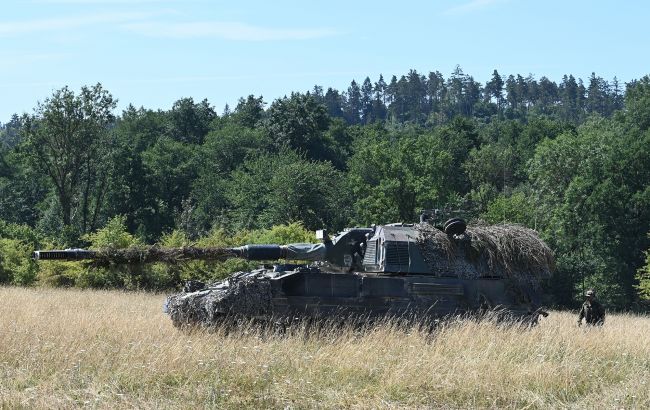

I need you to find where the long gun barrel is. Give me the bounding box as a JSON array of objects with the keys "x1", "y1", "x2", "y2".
[
  {"x1": 33, "y1": 249, "x2": 97, "y2": 260},
  {"x1": 32, "y1": 243, "x2": 327, "y2": 264}
]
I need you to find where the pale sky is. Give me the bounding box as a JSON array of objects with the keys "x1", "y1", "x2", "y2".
[{"x1": 1, "y1": 0, "x2": 649, "y2": 122}]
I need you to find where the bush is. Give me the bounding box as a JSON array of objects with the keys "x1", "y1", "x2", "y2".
[
  {"x1": 482, "y1": 191, "x2": 539, "y2": 227},
  {"x1": 244, "y1": 222, "x2": 317, "y2": 244},
  {"x1": 636, "y1": 233, "x2": 650, "y2": 302},
  {"x1": 0, "y1": 238, "x2": 38, "y2": 285},
  {"x1": 146, "y1": 230, "x2": 190, "y2": 289},
  {"x1": 37, "y1": 258, "x2": 82, "y2": 287},
  {"x1": 80, "y1": 216, "x2": 150, "y2": 289},
  {"x1": 84, "y1": 215, "x2": 142, "y2": 249},
  {"x1": 0, "y1": 221, "x2": 39, "y2": 285},
  {"x1": 36, "y1": 216, "x2": 146, "y2": 289}
]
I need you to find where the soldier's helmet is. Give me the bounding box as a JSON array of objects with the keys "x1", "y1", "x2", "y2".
[{"x1": 585, "y1": 289, "x2": 595, "y2": 297}]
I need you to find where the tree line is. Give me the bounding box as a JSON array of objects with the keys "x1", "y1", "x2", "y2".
[{"x1": 0, "y1": 67, "x2": 648, "y2": 309}]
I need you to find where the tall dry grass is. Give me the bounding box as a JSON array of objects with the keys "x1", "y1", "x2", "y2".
[{"x1": 0, "y1": 286, "x2": 648, "y2": 409}]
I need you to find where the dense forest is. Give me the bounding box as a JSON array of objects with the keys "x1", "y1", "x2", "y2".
[{"x1": 1, "y1": 67, "x2": 649, "y2": 310}]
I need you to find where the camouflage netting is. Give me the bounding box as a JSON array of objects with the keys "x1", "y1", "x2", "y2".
[
  {"x1": 89, "y1": 246, "x2": 237, "y2": 266},
  {"x1": 415, "y1": 222, "x2": 554, "y2": 289},
  {"x1": 164, "y1": 274, "x2": 273, "y2": 328}
]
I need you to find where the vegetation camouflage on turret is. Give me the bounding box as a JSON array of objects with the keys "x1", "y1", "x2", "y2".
[{"x1": 416, "y1": 222, "x2": 554, "y2": 289}]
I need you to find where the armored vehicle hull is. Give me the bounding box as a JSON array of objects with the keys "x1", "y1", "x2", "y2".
[{"x1": 165, "y1": 264, "x2": 544, "y2": 329}]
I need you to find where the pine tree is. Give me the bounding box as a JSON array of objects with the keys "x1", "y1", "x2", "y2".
[
  {"x1": 374, "y1": 74, "x2": 388, "y2": 104},
  {"x1": 560, "y1": 74, "x2": 579, "y2": 122},
  {"x1": 537, "y1": 77, "x2": 559, "y2": 114},
  {"x1": 445, "y1": 65, "x2": 466, "y2": 118},
  {"x1": 361, "y1": 77, "x2": 374, "y2": 124},
  {"x1": 427, "y1": 71, "x2": 446, "y2": 115},
  {"x1": 324, "y1": 88, "x2": 345, "y2": 119},
  {"x1": 386, "y1": 75, "x2": 398, "y2": 110},
  {"x1": 586, "y1": 73, "x2": 606, "y2": 116},
  {"x1": 311, "y1": 85, "x2": 324, "y2": 103},
  {"x1": 526, "y1": 74, "x2": 539, "y2": 111},
  {"x1": 463, "y1": 76, "x2": 481, "y2": 117},
  {"x1": 406, "y1": 69, "x2": 428, "y2": 123},
  {"x1": 372, "y1": 75, "x2": 388, "y2": 121},
  {"x1": 505, "y1": 75, "x2": 518, "y2": 112},
  {"x1": 344, "y1": 80, "x2": 362, "y2": 125},
  {"x1": 516, "y1": 75, "x2": 529, "y2": 113},
  {"x1": 610, "y1": 77, "x2": 624, "y2": 112},
  {"x1": 485, "y1": 69, "x2": 504, "y2": 111}
]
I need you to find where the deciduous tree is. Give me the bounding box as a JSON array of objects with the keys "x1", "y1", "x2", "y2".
[{"x1": 22, "y1": 84, "x2": 116, "y2": 235}]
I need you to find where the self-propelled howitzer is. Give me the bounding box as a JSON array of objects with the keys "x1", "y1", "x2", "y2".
[{"x1": 33, "y1": 216, "x2": 552, "y2": 328}]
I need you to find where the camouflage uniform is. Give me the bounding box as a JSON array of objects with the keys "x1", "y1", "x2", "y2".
[{"x1": 577, "y1": 290, "x2": 605, "y2": 326}]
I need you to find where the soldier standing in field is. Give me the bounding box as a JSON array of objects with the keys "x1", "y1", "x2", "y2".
[{"x1": 577, "y1": 289, "x2": 605, "y2": 326}]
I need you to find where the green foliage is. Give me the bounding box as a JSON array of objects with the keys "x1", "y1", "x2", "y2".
[
  {"x1": 464, "y1": 143, "x2": 517, "y2": 193},
  {"x1": 226, "y1": 149, "x2": 349, "y2": 231},
  {"x1": 0, "y1": 239, "x2": 36, "y2": 285},
  {"x1": 548, "y1": 249, "x2": 627, "y2": 308},
  {"x1": 37, "y1": 215, "x2": 149, "y2": 289},
  {"x1": 135, "y1": 230, "x2": 189, "y2": 289},
  {"x1": 167, "y1": 97, "x2": 216, "y2": 144},
  {"x1": 244, "y1": 222, "x2": 317, "y2": 245},
  {"x1": 84, "y1": 215, "x2": 142, "y2": 249},
  {"x1": 141, "y1": 136, "x2": 199, "y2": 236},
  {"x1": 188, "y1": 124, "x2": 271, "y2": 234},
  {"x1": 348, "y1": 125, "x2": 453, "y2": 224},
  {"x1": 467, "y1": 118, "x2": 571, "y2": 206},
  {"x1": 433, "y1": 117, "x2": 479, "y2": 193},
  {"x1": 105, "y1": 106, "x2": 167, "y2": 241},
  {"x1": 636, "y1": 234, "x2": 650, "y2": 302},
  {"x1": 0, "y1": 219, "x2": 40, "y2": 245},
  {"x1": 265, "y1": 92, "x2": 334, "y2": 162},
  {"x1": 624, "y1": 76, "x2": 650, "y2": 131},
  {"x1": 529, "y1": 116, "x2": 650, "y2": 308},
  {"x1": 0, "y1": 145, "x2": 49, "y2": 226},
  {"x1": 200, "y1": 124, "x2": 270, "y2": 174},
  {"x1": 22, "y1": 83, "x2": 117, "y2": 237},
  {"x1": 0, "y1": 221, "x2": 39, "y2": 285},
  {"x1": 232, "y1": 95, "x2": 266, "y2": 128},
  {"x1": 36, "y1": 258, "x2": 80, "y2": 287},
  {"x1": 482, "y1": 191, "x2": 539, "y2": 227},
  {"x1": 77, "y1": 216, "x2": 145, "y2": 289}
]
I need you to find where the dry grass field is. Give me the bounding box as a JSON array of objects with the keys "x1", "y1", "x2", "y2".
[{"x1": 1, "y1": 286, "x2": 649, "y2": 409}]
